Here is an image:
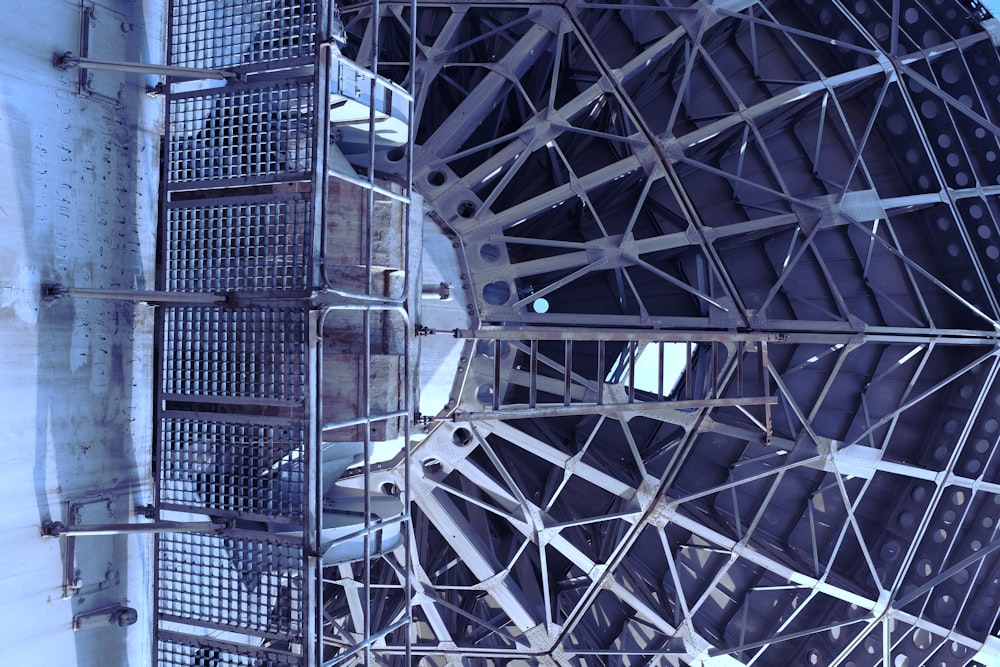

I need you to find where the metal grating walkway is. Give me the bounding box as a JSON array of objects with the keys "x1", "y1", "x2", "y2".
[
  {"x1": 157, "y1": 418, "x2": 308, "y2": 520},
  {"x1": 155, "y1": 2, "x2": 334, "y2": 664},
  {"x1": 146, "y1": 1, "x2": 417, "y2": 664},
  {"x1": 165, "y1": 79, "x2": 317, "y2": 188},
  {"x1": 164, "y1": 195, "x2": 314, "y2": 293},
  {"x1": 160, "y1": 306, "x2": 309, "y2": 402},
  {"x1": 167, "y1": 0, "x2": 320, "y2": 71}
]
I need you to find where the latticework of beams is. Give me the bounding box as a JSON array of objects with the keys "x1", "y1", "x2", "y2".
[{"x1": 332, "y1": 1, "x2": 1000, "y2": 665}]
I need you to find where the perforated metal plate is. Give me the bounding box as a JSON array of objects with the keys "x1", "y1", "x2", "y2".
[{"x1": 153, "y1": 1, "x2": 338, "y2": 664}]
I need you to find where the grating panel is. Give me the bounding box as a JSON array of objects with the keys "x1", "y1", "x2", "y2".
[
  {"x1": 156, "y1": 532, "x2": 305, "y2": 640},
  {"x1": 158, "y1": 418, "x2": 306, "y2": 520},
  {"x1": 167, "y1": 0, "x2": 319, "y2": 70},
  {"x1": 167, "y1": 80, "x2": 316, "y2": 187},
  {"x1": 157, "y1": 634, "x2": 302, "y2": 667},
  {"x1": 161, "y1": 307, "x2": 308, "y2": 402},
  {"x1": 165, "y1": 195, "x2": 313, "y2": 292}
]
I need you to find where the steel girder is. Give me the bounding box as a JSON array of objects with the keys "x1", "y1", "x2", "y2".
[{"x1": 333, "y1": 1, "x2": 1000, "y2": 665}]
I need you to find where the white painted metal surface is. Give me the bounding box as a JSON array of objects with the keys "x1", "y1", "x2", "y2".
[{"x1": 0, "y1": 0, "x2": 162, "y2": 664}]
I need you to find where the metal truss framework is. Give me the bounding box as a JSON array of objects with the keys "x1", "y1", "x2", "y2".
[{"x1": 334, "y1": 1, "x2": 1000, "y2": 665}]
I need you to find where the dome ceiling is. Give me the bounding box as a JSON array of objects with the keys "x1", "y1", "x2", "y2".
[{"x1": 333, "y1": 1, "x2": 1000, "y2": 665}]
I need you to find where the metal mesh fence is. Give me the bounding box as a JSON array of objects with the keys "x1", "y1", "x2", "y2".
[
  {"x1": 167, "y1": 0, "x2": 319, "y2": 71},
  {"x1": 165, "y1": 195, "x2": 313, "y2": 292},
  {"x1": 161, "y1": 307, "x2": 308, "y2": 403},
  {"x1": 158, "y1": 417, "x2": 307, "y2": 520},
  {"x1": 157, "y1": 634, "x2": 303, "y2": 667},
  {"x1": 156, "y1": 532, "x2": 306, "y2": 640},
  {"x1": 166, "y1": 80, "x2": 316, "y2": 188}
]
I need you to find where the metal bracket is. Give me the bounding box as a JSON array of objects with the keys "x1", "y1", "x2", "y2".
[
  {"x1": 53, "y1": 0, "x2": 241, "y2": 100},
  {"x1": 40, "y1": 283, "x2": 68, "y2": 301},
  {"x1": 41, "y1": 518, "x2": 228, "y2": 537},
  {"x1": 73, "y1": 604, "x2": 138, "y2": 631},
  {"x1": 56, "y1": 3, "x2": 121, "y2": 105},
  {"x1": 44, "y1": 495, "x2": 116, "y2": 599},
  {"x1": 54, "y1": 51, "x2": 241, "y2": 82},
  {"x1": 41, "y1": 283, "x2": 229, "y2": 306}
]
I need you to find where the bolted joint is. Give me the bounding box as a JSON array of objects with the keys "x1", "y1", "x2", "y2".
[
  {"x1": 40, "y1": 521, "x2": 67, "y2": 537},
  {"x1": 53, "y1": 52, "x2": 78, "y2": 71},
  {"x1": 41, "y1": 283, "x2": 68, "y2": 301},
  {"x1": 113, "y1": 607, "x2": 138, "y2": 627},
  {"x1": 220, "y1": 291, "x2": 240, "y2": 308},
  {"x1": 421, "y1": 282, "x2": 452, "y2": 300},
  {"x1": 211, "y1": 517, "x2": 235, "y2": 532}
]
